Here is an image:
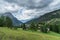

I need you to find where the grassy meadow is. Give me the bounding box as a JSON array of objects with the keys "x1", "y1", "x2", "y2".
[{"x1": 0, "y1": 27, "x2": 60, "y2": 40}]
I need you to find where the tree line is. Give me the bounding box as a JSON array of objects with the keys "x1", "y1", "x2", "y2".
[{"x1": 0, "y1": 16, "x2": 60, "y2": 34}]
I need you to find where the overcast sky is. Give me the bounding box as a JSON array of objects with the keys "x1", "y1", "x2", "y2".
[{"x1": 0, "y1": 0, "x2": 60, "y2": 23}]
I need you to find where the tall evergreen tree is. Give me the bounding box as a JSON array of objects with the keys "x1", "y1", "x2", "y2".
[
  {"x1": 22, "y1": 23, "x2": 26, "y2": 30},
  {"x1": 5, "y1": 16, "x2": 13, "y2": 27},
  {"x1": 30, "y1": 22, "x2": 37, "y2": 31}
]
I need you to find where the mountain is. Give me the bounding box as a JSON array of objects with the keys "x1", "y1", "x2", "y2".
[
  {"x1": 26, "y1": 9, "x2": 60, "y2": 24},
  {"x1": 2, "y1": 12, "x2": 22, "y2": 26},
  {"x1": 47, "y1": 18, "x2": 60, "y2": 25}
]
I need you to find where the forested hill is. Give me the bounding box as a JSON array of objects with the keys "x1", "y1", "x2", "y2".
[
  {"x1": 26, "y1": 9, "x2": 60, "y2": 24},
  {"x1": 0, "y1": 12, "x2": 22, "y2": 26}
]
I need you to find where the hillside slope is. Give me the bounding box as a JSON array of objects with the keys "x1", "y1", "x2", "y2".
[
  {"x1": 1, "y1": 12, "x2": 22, "y2": 26},
  {"x1": 47, "y1": 18, "x2": 60, "y2": 24},
  {"x1": 0, "y1": 27, "x2": 60, "y2": 40},
  {"x1": 26, "y1": 9, "x2": 60, "y2": 24}
]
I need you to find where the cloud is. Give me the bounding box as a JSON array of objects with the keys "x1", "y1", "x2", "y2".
[
  {"x1": 5, "y1": 0, "x2": 53, "y2": 9},
  {"x1": 0, "y1": 0, "x2": 60, "y2": 23},
  {"x1": 0, "y1": 0, "x2": 20, "y2": 13}
]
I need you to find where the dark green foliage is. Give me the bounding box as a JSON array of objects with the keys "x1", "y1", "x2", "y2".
[
  {"x1": 40, "y1": 24, "x2": 50, "y2": 33},
  {"x1": 0, "y1": 18, "x2": 3, "y2": 26},
  {"x1": 0, "y1": 16, "x2": 13, "y2": 28},
  {"x1": 5, "y1": 16, "x2": 13, "y2": 27},
  {"x1": 30, "y1": 22, "x2": 38, "y2": 31},
  {"x1": 39, "y1": 22, "x2": 45, "y2": 25},
  {"x1": 13, "y1": 27, "x2": 18, "y2": 30},
  {"x1": 49, "y1": 24, "x2": 60, "y2": 33},
  {"x1": 21, "y1": 23, "x2": 26, "y2": 30},
  {"x1": 0, "y1": 16, "x2": 5, "y2": 27}
]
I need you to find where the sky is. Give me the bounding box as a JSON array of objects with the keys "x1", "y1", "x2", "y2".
[{"x1": 0, "y1": 0, "x2": 60, "y2": 23}]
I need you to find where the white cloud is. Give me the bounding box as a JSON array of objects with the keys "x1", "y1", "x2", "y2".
[
  {"x1": 49, "y1": 0, "x2": 60, "y2": 6},
  {"x1": 0, "y1": 0, "x2": 20, "y2": 13},
  {"x1": 12, "y1": 8, "x2": 36, "y2": 20},
  {"x1": 0, "y1": 0, "x2": 60, "y2": 23}
]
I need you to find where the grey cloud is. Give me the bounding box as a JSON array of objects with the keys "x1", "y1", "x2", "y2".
[
  {"x1": 1, "y1": 0, "x2": 60, "y2": 23},
  {"x1": 0, "y1": 0, "x2": 20, "y2": 13},
  {"x1": 26, "y1": 0, "x2": 53, "y2": 9},
  {"x1": 5, "y1": 0, "x2": 53, "y2": 9}
]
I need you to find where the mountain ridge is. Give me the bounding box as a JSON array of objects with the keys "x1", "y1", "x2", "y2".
[
  {"x1": 25, "y1": 9, "x2": 60, "y2": 24},
  {"x1": 1, "y1": 12, "x2": 22, "y2": 26}
]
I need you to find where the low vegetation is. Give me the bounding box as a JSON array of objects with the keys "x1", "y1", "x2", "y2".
[{"x1": 0, "y1": 27, "x2": 60, "y2": 40}]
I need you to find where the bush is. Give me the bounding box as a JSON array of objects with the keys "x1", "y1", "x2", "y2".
[
  {"x1": 0, "y1": 16, "x2": 13, "y2": 28},
  {"x1": 21, "y1": 23, "x2": 26, "y2": 30},
  {"x1": 13, "y1": 27, "x2": 18, "y2": 30},
  {"x1": 49, "y1": 24, "x2": 60, "y2": 33},
  {"x1": 40, "y1": 24, "x2": 50, "y2": 33},
  {"x1": 30, "y1": 22, "x2": 38, "y2": 31}
]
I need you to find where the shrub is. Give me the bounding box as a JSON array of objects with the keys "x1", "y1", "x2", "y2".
[
  {"x1": 30, "y1": 22, "x2": 38, "y2": 31},
  {"x1": 21, "y1": 23, "x2": 26, "y2": 30},
  {"x1": 49, "y1": 24, "x2": 60, "y2": 33},
  {"x1": 40, "y1": 24, "x2": 50, "y2": 33}
]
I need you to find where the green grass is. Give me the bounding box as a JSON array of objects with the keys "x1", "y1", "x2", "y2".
[
  {"x1": 0, "y1": 27, "x2": 60, "y2": 40},
  {"x1": 47, "y1": 31, "x2": 60, "y2": 37}
]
